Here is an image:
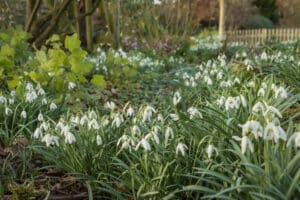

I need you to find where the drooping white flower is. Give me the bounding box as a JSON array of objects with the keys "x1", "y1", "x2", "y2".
[
  {"x1": 5, "y1": 107, "x2": 12, "y2": 116},
  {"x1": 40, "y1": 122, "x2": 49, "y2": 131},
  {"x1": 0, "y1": 96, "x2": 7, "y2": 104},
  {"x1": 257, "y1": 88, "x2": 266, "y2": 97},
  {"x1": 153, "y1": 0, "x2": 161, "y2": 5},
  {"x1": 170, "y1": 113, "x2": 179, "y2": 121},
  {"x1": 41, "y1": 134, "x2": 59, "y2": 147},
  {"x1": 173, "y1": 91, "x2": 182, "y2": 106},
  {"x1": 88, "y1": 110, "x2": 97, "y2": 119},
  {"x1": 261, "y1": 52, "x2": 268, "y2": 60},
  {"x1": 96, "y1": 135, "x2": 102, "y2": 145},
  {"x1": 80, "y1": 115, "x2": 90, "y2": 126},
  {"x1": 70, "y1": 116, "x2": 80, "y2": 124},
  {"x1": 88, "y1": 119, "x2": 100, "y2": 130},
  {"x1": 287, "y1": 132, "x2": 300, "y2": 148},
  {"x1": 112, "y1": 113, "x2": 123, "y2": 128},
  {"x1": 165, "y1": 126, "x2": 174, "y2": 142},
  {"x1": 126, "y1": 106, "x2": 134, "y2": 117},
  {"x1": 206, "y1": 144, "x2": 218, "y2": 159},
  {"x1": 21, "y1": 110, "x2": 27, "y2": 119},
  {"x1": 216, "y1": 96, "x2": 226, "y2": 106},
  {"x1": 252, "y1": 102, "x2": 265, "y2": 114},
  {"x1": 225, "y1": 97, "x2": 239, "y2": 110},
  {"x1": 8, "y1": 98, "x2": 14, "y2": 105},
  {"x1": 142, "y1": 105, "x2": 156, "y2": 122},
  {"x1": 176, "y1": 143, "x2": 188, "y2": 156},
  {"x1": 37, "y1": 85, "x2": 45, "y2": 95},
  {"x1": 68, "y1": 82, "x2": 76, "y2": 90},
  {"x1": 105, "y1": 101, "x2": 116, "y2": 110},
  {"x1": 274, "y1": 86, "x2": 288, "y2": 99},
  {"x1": 38, "y1": 113, "x2": 44, "y2": 121},
  {"x1": 33, "y1": 127, "x2": 43, "y2": 139},
  {"x1": 135, "y1": 138, "x2": 151, "y2": 151},
  {"x1": 239, "y1": 120, "x2": 263, "y2": 139},
  {"x1": 25, "y1": 91, "x2": 37, "y2": 103},
  {"x1": 131, "y1": 125, "x2": 141, "y2": 136},
  {"x1": 42, "y1": 98, "x2": 47, "y2": 105},
  {"x1": 265, "y1": 105, "x2": 282, "y2": 119},
  {"x1": 187, "y1": 107, "x2": 202, "y2": 119},
  {"x1": 264, "y1": 122, "x2": 287, "y2": 143},
  {"x1": 64, "y1": 132, "x2": 76, "y2": 144},
  {"x1": 50, "y1": 102, "x2": 57, "y2": 110},
  {"x1": 233, "y1": 135, "x2": 254, "y2": 154}
]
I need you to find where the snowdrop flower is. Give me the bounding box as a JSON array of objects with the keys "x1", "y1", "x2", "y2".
[
  {"x1": 0, "y1": 96, "x2": 7, "y2": 104},
  {"x1": 170, "y1": 113, "x2": 179, "y2": 121},
  {"x1": 176, "y1": 143, "x2": 188, "y2": 156},
  {"x1": 68, "y1": 82, "x2": 76, "y2": 90},
  {"x1": 257, "y1": 88, "x2": 265, "y2": 97},
  {"x1": 153, "y1": 0, "x2": 161, "y2": 5},
  {"x1": 105, "y1": 101, "x2": 116, "y2": 110},
  {"x1": 264, "y1": 122, "x2": 286, "y2": 143},
  {"x1": 25, "y1": 91, "x2": 37, "y2": 103},
  {"x1": 187, "y1": 107, "x2": 202, "y2": 119},
  {"x1": 148, "y1": 131, "x2": 160, "y2": 144},
  {"x1": 165, "y1": 126, "x2": 174, "y2": 142},
  {"x1": 42, "y1": 98, "x2": 47, "y2": 105},
  {"x1": 33, "y1": 127, "x2": 43, "y2": 139},
  {"x1": 70, "y1": 116, "x2": 80, "y2": 124},
  {"x1": 88, "y1": 119, "x2": 100, "y2": 130},
  {"x1": 261, "y1": 52, "x2": 268, "y2": 60},
  {"x1": 5, "y1": 107, "x2": 13, "y2": 116},
  {"x1": 88, "y1": 110, "x2": 97, "y2": 119},
  {"x1": 101, "y1": 117, "x2": 110, "y2": 127},
  {"x1": 42, "y1": 134, "x2": 59, "y2": 147},
  {"x1": 112, "y1": 113, "x2": 123, "y2": 128},
  {"x1": 64, "y1": 131, "x2": 76, "y2": 144},
  {"x1": 21, "y1": 110, "x2": 27, "y2": 119},
  {"x1": 217, "y1": 72, "x2": 223, "y2": 80},
  {"x1": 287, "y1": 132, "x2": 300, "y2": 148},
  {"x1": 40, "y1": 122, "x2": 49, "y2": 131},
  {"x1": 8, "y1": 98, "x2": 14, "y2": 105},
  {"x1": 225, "y1": 97, "x2": 239, "y2": 110},
  {"x1": 126, "y1": 106, "x2": 134, "y2": 117},
  {"x1": 247, "y1": 64, "x2": 254, "y2": 71},
  {"x1": 142, "y1": 105, "x2": 156, "y2": 122},
  {"x1": 60, "y1": 125, "x2": 71, "y2": 136},
  {"x1": 135, "y1": 138, "x2": 151, "y2": 151},
  {"x1": 10, "y1": 91, "x2": 16, "y2": 97},
  {"x1": 80, "y1": 115, "x2": 89, "y2": 126},
  {"x1": 239, "y1": 120, "x2": 263, "y2": 139},
  {"x1": 252, "y1": 102, "x2": 265, "y2": 114},
  {"x1": 173, "y1": 91, "x2": 182, "y2": 106},
  {"x1": 207, "y1": 144, "x2": 218, "y2": 159},
  {"x1": 234, "y1": 78, "x2": 240, "y2": 84},
  {"x1": 247, "y1": 81, "x2": 256, "y2": 88},
  {"x1": 233, "y1": 135, "x2": 254, "y2": 154},
  {"x1": 265, "y1": 105, "x2": 282, "y2": 119},
  {"x1": 216, "y1": 96, "x2": 226, "y2": 106},
  {"x1": 96, "y1": 135, "x2": 102, "y2": 145},
  {"x1": 274, "y1": 86, "x2": 288, "y2": 99},
  {"x1": 37, "y1": 86, "x2": 45, "y2": 96},
  {"x1": 131, "y1": 125, "x2": 141, "y2": 136},
  {"x1": 38, "y1": 113, "x2": 44, "y2": 121},
  {"x1": 26, "y1": 83, "x2": 34, "y2": 91},
  {"x1": 50, "y1": 102, "x2": 57, "y2": 110}
]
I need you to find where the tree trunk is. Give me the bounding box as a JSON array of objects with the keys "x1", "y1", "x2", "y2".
[
  {"x1": 85, "y1": 0, "x2": 93, "y2": 51},
  {"x1": 115, "y1": 0, "x2": 121, "y2": 49},
  {"x1": 25, "y1": 0, "x2": 42, "y2": 32},
  {"x1": 219, "y1": 0, "x2": 226, "y2": 40}
]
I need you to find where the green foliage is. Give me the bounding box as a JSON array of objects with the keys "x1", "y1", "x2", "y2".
[
  {"x1": 0, "y1": 26, "x2": 31, "y2": 90},
  {"x1": 29, "y1": 34, "x2": 105, "y2": 100},
  {"x1": 242, "y1": 14, "x2": 273, "y2": 29}
]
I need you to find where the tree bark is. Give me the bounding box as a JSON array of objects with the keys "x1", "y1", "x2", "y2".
[
  {"x1": 33, "y1": 0, "x2": 73, "y2": 47},
  {"x1": 219, "y1": 0, "x2": 226, "y2": 40},
  {"x1": 115, "y1": 0, "x2": 121, "y2": 49},
  {"x1": 85, "y1": 0, "x2": 93, "y2": 51},
  {"x1": 25, "y1": 0, "x2": 42, "y2": 32}
]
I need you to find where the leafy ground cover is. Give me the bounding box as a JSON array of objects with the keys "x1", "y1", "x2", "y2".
[{"x1": 1, "y1": 28, "x2": 300, "y2": 199}]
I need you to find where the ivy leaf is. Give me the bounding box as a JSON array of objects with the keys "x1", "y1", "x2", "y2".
[
  {"x1": 91, "y1": 74, "x2": 106, "y2": 88},
  {"x1": 7, "y1": 79, "x2": 19, "y2": 89},
  {"x1": 65, "y1": 33, "x2": 81, "y2": 52}
]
